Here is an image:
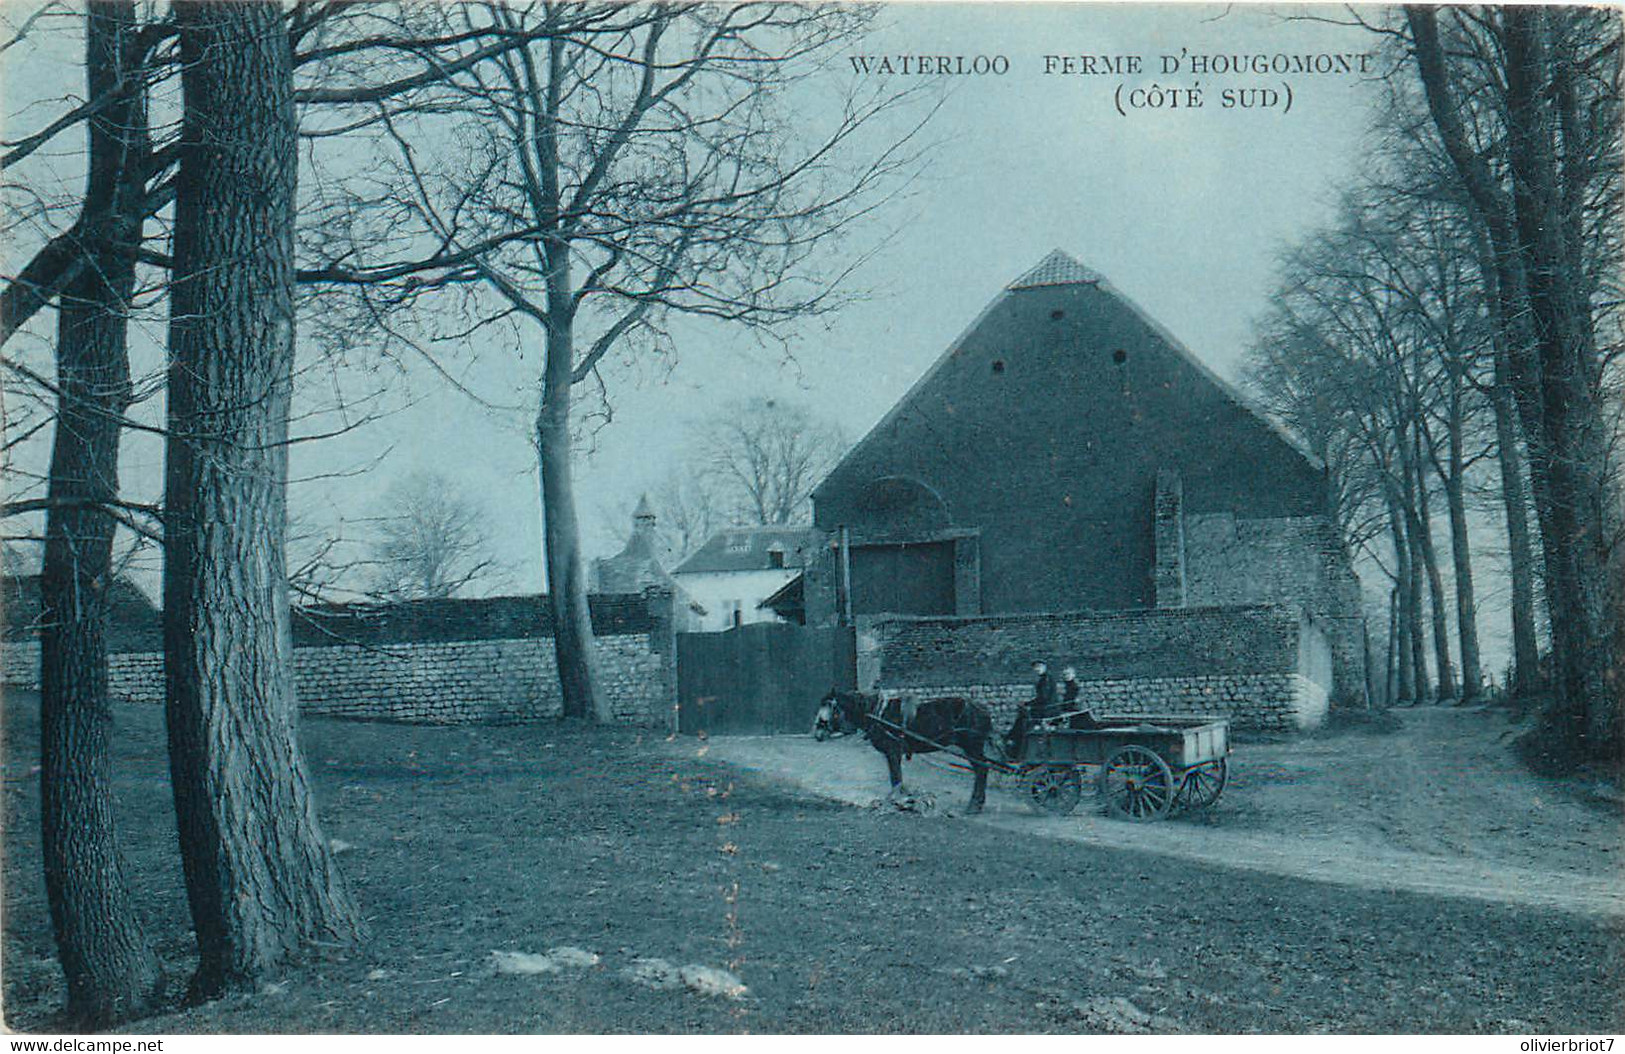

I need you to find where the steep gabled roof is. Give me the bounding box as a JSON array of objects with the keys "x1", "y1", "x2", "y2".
[
  {"x1": 1089, "y1": 267, "x2": 1323, "y2": 472},
  {"x1": 813, "y1": 249, "x2": 1320, "y2": 505},
  {"x1": 1010, "y1": 249, "x2": 1103, "y2": 289},
  {"x1": 672, "y1": 525, "x2": 822, "y2": 575}
]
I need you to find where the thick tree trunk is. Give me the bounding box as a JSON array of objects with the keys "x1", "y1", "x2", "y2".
[
  {"x1": 37, "y1": 7, "x2": 162, "y2": 1024},
  {"x1": 1502, "y1": 9, "x2": 1623, "y2": 755},
  {"x1": 42, "y1": 283, "x2": 164, "y2": 1029},
  {"x1": 1410, "y1": 5, "x2": 1622, "y2": 757},
  {"x1": 1406, "y1": 518, "x2": 1431, "y2": 702},
  {"x1": 1490, "y1": 349, "x2": 1543, "y2": 697},
  {"x1": 1442, "y1": 375, "x2": 1482, "y2": 702},
  {"x1": 536, "y1": 326, "x2": 603, "y2": 721},
  {"x1": 534, "y1": 27, "x2": 602, "y2": 722},
  {"x1": 1442, "y1": 474, "x2": 1481, "y2": 701},
  {"x1": 164, "y1": 1, "x2": 362, "y2": 997},
  {"x1": 1413, "y1": 496, "x2": 1456, "y2": 702}
]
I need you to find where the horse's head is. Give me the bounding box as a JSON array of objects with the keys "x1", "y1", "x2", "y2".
[{"x1": 819, "y1": 689, "x2": 870, "y2": 734}]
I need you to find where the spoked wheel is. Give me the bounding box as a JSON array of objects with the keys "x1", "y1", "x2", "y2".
[
  {"x1": 1175, "y1": 759, "x2": 1227, "y2": 811},
  {"x1": 1098, "y1": 745, "x2": 1175, "y2": 822},
  {"x1": 1022, "y1": 764, "x2": 1084, "y2": 816}
]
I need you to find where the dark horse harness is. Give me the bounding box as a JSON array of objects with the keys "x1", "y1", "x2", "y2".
[
  {"x1": 854, "y1": 693, "x2": 986, "y2": 760},
  {"x1": 825, "y1": 689, "x2": 994, "y2": 813}
]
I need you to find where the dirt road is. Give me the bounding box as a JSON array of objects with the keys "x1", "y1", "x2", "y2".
[{"x1": 692, "y1": 707, "x2": 1625, "y2": 918}]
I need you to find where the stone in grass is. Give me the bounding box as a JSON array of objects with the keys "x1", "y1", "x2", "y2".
[
  {"x1": 622, "y1": 957, "x2": 681, "y2": 991},
  {"x1": 1071, "y1": 996, "x2": 1178, "y2": 1034},
  {"x1": 623, "y1": 957, "x2": 748, "y2": 999},
  {"x1": 871, "y1": 786, "x2": 936, "y2": 814},
  {"x1": 490, "y1": 946, "x2": 601, "y2": 975}
]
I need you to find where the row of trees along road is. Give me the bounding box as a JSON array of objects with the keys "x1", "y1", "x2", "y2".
[
  {"x1": 1248, "y1": 7, "x2": 1622, "y2": 762},
  {"x1": 1, "y1": 1, "x2": 927, "y2": 1024}
]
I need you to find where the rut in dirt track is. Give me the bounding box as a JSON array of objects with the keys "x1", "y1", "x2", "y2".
[{"x1": 690, "y1": 706, "x2": 1625, "y2": 919}]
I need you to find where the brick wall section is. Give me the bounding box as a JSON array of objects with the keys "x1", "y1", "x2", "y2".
[
  {"x1": 290, "y1": 592, "x2": 656, "y2": 647},
  {"x1": 1185, "y1": 513, "x2": 1366, "y2": 705},
  {"x1": 109, "y1": 651, "x2": 162, "y2": 702},
  {"x1": 1153, "y1": 469, "x2": 1186, "y2": 607},
  {"x1": 3, "y1": 590, "x2": 679, "y2": 727},
  {"x1": 865, "y1": 604, "x2": 1330, "y2": 731},
  {"x1": 886, "y1": 674, "x2": 1327, "y2": 733},
  {"x1": 291, "y1": 632, "x2": 668, "y2": 724}
]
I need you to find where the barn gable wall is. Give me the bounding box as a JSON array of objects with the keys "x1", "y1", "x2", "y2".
[{"x1": 813, "y1": 278, "x2": 1331, "y2": 615}]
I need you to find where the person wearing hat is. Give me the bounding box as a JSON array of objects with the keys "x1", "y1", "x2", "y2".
[
  {"x1": 1005, "y1": 660, "x2": 1056, "y2": 756},
  {"x1": 1031, "y1": 660, "x2": 1056, "y2": 720}
]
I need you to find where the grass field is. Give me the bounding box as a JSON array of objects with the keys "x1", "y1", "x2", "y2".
[{"x1": 3, "y1": 691, "x2": 1622, "y2": 1033}]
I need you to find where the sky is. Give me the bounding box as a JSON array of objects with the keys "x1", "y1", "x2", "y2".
[
  {"x1": 292, "y1": 3, "x2": 1391, "y2": 595},
  {"x1": 3, "y1": 2, "x2": 1398, "y2": 602}
]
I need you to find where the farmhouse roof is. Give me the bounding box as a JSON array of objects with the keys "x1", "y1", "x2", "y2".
[
  {"x1": 673, "y1": 525, "x2": 823, "y2": 575},
  {"x1": 813, "y1": 249, "x2": 1321, "y2": 507}
]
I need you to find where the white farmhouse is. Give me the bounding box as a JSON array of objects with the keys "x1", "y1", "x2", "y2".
[{"x1": 671, "y1": 525, "x2": 822, "y2": 632}]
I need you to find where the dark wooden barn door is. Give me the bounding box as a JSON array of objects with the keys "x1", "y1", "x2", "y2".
[
  {"x1": 676, "y1": 622, "x2": 856, "y2": 735},
  {"x1": 850, "y1": 540, "x2": 955, "y2": 616}
]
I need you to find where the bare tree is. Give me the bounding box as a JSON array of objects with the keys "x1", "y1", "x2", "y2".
[
  {"x1": 163, "y1": 1, "x2": 361, "y2": 996},
  {"x1": 2, "y1": 1, "x2": 593, "y2": 1015},
  {"x1": 1407, "y1": 5, "x2": 1623, "y2": 757},
  {"x1": 304, "y1": 3, "x2": 931, "y2": 720},
  {"x1": 29, "y1": 0, "x2": 162, "y2": 1025},
  {"x1": 367, "y1": 470, "x2": 494, "y2": 599},
  {"x1": 1249, "y1": 187, "x2": 1493, "y2": 704},
  {"x1": 702, "y1": 397, "x2": 845, "y2": 526},
  {"x1": 651, "y1": 469, "x2": 723, "y2": 563}
]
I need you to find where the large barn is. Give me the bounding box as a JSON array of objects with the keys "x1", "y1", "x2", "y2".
[{"x1": 802, "y1": 250, "x2": 1367, "y2": 709}]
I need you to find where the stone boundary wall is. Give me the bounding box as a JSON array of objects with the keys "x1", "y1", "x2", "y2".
[
  {"x1": 2, "y1": 590, "x2": 679, "y2": 727},
  {"x1": 290, "y1": 592, "x2": 658, "y2": 647},
  {"x1": 866, "y1": 604, "x2": 1331, "y2": 731}
]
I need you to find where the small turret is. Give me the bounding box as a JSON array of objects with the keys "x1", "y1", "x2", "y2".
[
  {"x1": 631, "y1": 493, "x2": 657, "y2": 537},
  {"x1": 592, "y1": 493, "x2": 668, "y2": 592}
]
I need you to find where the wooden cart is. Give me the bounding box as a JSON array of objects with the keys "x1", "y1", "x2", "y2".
[{"x1": 1014, "y1": 716, "x2": 1231, "y2": 822}]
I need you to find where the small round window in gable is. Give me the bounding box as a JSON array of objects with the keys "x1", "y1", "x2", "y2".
[
  {"x1": 1112, "y1": 348, "x2": 1127, "y2": 365},
  {"x1": 992, "y1": 359, "x2": 1006, "y2": 374}
]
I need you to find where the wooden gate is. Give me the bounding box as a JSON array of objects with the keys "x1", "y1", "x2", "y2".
[{"x1": 676, "y1": 622, "x2": 856, "y2": 736}]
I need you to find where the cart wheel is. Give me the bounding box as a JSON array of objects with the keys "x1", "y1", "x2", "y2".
[
  {"x1": 1022, "y1": 764, "x2": 1083, "y2": 816},
  {"x1": 1098, "y1": 745, "x2": 1175, "y2": 821},
  {"x1": 1175, "y1": 759, "x2": 1227, "y2": 810}
]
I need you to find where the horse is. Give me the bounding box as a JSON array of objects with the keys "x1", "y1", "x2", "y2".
[{"x1": 822, "y1": 689, "x2": 994, "y2": 814}]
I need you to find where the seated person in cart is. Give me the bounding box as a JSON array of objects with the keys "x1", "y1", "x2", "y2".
[
  {"x1": 1056, "y1": 666, "x2": 1105, "y2": 730},
  {"x1": 1003, "y1": 660, "x2": 1055, "y2": 755}
]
